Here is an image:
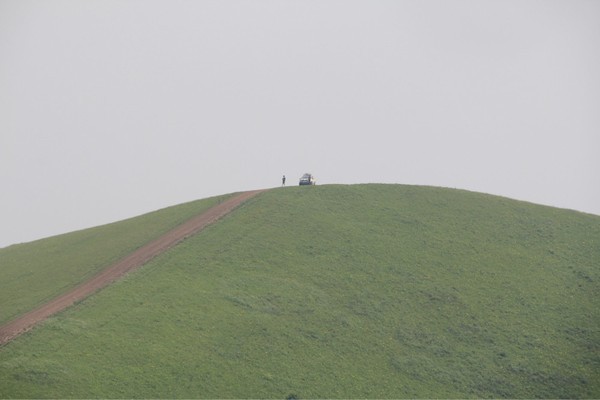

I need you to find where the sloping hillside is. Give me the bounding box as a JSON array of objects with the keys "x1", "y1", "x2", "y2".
[
  {"x1": 0, "y1": 193, "x2": 234, "y2": 324},
  {"x1": 0, "y1": 184, "x2": 598, "y2": 398}
]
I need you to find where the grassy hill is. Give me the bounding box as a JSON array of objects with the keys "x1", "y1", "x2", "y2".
[
  {"x1": 0, "y1": 193, "x2": 233, "y2": 324},
  {"x1": 0, "y1": 184, "x2": 598, "y2": 398}
]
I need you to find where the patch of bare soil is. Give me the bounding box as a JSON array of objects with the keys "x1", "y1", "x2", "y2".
[{"x1": 0, "y1": 190, "x2": 266, "y2": 346}]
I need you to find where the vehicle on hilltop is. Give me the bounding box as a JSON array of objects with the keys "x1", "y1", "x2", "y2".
[{"x1": 299, "y1": 173, "x2": 316, "y2": 186}]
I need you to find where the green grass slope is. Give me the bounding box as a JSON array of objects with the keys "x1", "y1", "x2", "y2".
[
  {"x1": 0, "y1": 184, "x2": 598, "y2": 398},
  {"x1": 0, "y1": 193, "x2": 233, "y2": 324}
]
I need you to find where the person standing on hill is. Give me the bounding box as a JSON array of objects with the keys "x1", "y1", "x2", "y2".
[{"x1": 282, "y1": 175, "x2": 286, "y2": 186}]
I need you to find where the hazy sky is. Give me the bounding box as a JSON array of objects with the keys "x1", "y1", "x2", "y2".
[{"x1": 1, "y1": 0, "x2": 599, "y2": 248}]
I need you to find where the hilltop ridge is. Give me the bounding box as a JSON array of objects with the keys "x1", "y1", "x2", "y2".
[{"x1": 0, "y1": 184, "x2": 598, "y2": 398}]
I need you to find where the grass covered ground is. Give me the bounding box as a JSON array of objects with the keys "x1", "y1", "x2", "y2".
[
  {"x1": 0, "y1": 184, "x2": 598, "y2": 398},
  {"x1": 0, "y1": 193, "x2": 232, "y2": 324}
]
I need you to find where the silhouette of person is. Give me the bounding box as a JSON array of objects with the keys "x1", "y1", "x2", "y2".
[{"x1": 282, "y1": 175, "x2": 286, "y2": 186}]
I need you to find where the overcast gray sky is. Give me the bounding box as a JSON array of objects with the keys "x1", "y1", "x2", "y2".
[{"x1": 1, "y1": 0, "x2": 599, "y2": 248}]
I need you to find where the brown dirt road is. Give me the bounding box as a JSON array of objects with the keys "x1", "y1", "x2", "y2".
[{"x1": 0, "y1": 189, "x2": 266, "y2": 346}]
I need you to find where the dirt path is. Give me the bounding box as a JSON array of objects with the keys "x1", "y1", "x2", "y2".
[{"x1": 0, "y1": 189, "x2": 266, "y2": 346}]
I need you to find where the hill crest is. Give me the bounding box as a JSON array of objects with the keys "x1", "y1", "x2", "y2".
[{"x1": 0, "y1": 184, "x2": 598, "y2": 398}]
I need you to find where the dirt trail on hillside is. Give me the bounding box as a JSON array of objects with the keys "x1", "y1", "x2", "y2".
[{"x1": 0, "y1": 189, "x2": 266, "y2": 346}]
